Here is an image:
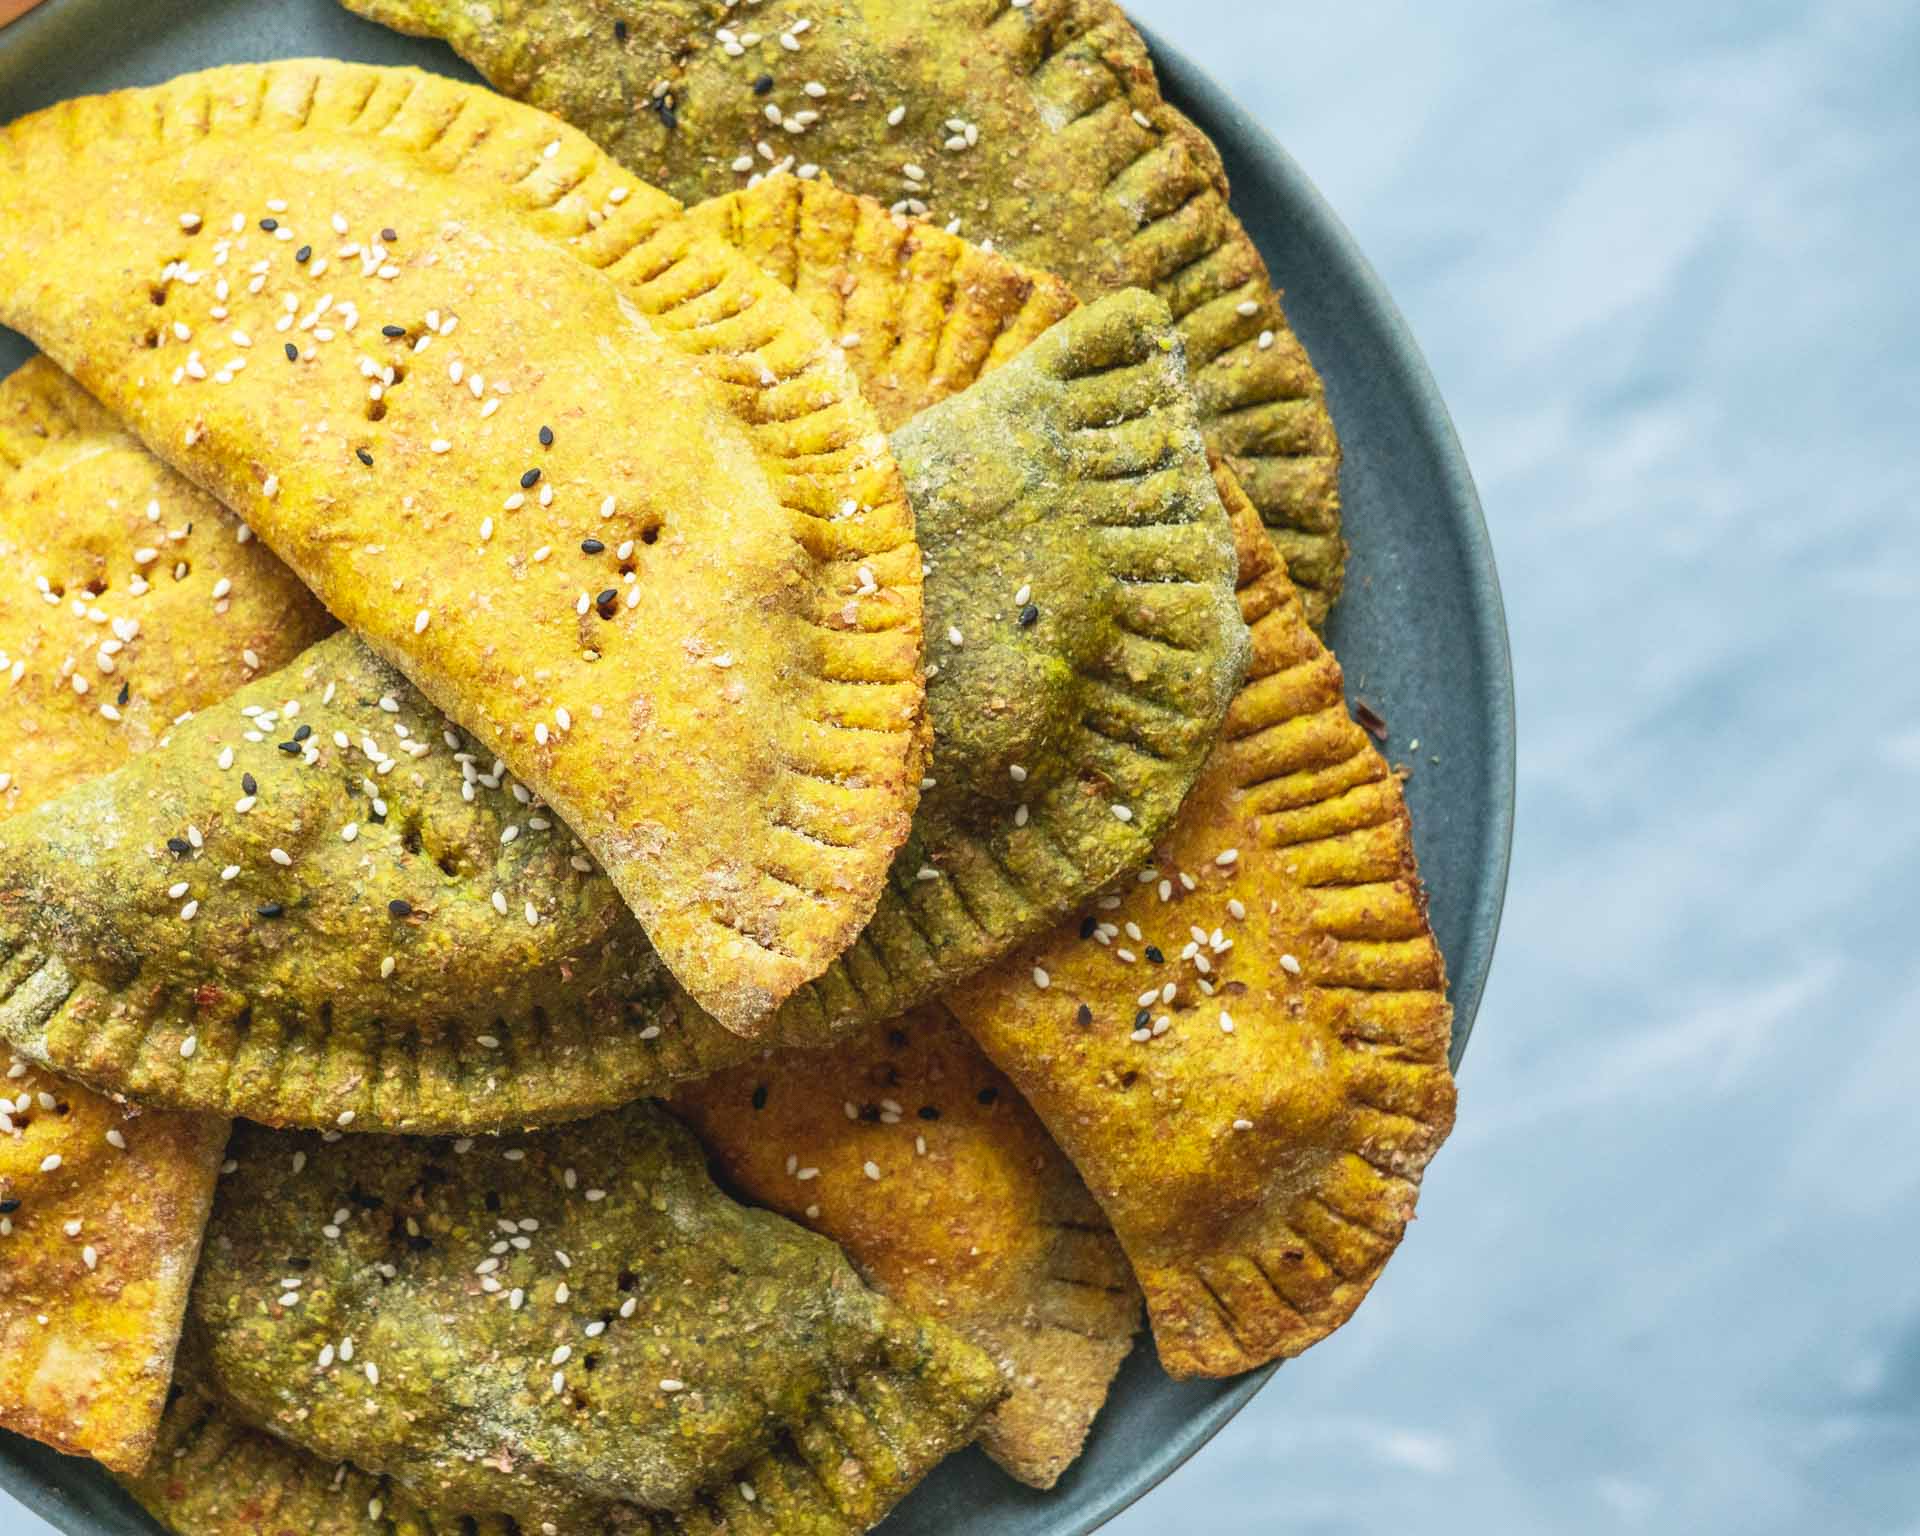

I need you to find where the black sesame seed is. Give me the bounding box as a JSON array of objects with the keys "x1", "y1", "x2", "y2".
[
  {"x1": 357, "y1": 447, "x2": 374, "y2": 467},
  {"x1": 614, "y1": 18, "x2": 628, "y2": 40},
  {"x1": 888, "y1": 1028, "x2": 909, "y2": 1049},
  {"x1": 653, "y1": 100, "x2": 678, "y2": 131},
  {"x1": 750, "y1": 1082, "x2": 768, "y2": 1111},
  {"x1": 256, "y1": 903, "x2": 284, "y2": 919},
  {"x1": 483, "y1": 1190, "x2": 501, "y2": 1212},
  {"x1": 293, "y1": 723, "x2": 312, "y2": 742},
  {"x1": 1018, "y1": 603, "x2": 1039, "y2": 627},
  {"x1": 1079, "y1": 915, "x2": 1097, "y2": 939},
  {"x1": 1134, "y1": 1008, "x2": 1151, "y2": 1027},
  {"x1": 580, "y1": 538, "x2": 605, "y2": 555},
  {"x1": 1075, "y1": 1003, "x2": 1094, "y2": 1028},
  {"x1": 977, "y1": 1086, "x2": 999, "y2": 1106},
  {"x1": 753, "y1": 73, "x2": 774, "y2": 95},
  {"x1": 1144, "y1": 945, "x2": 1164, "y2": 964},
  {"x1": 917, "y1": 1105, "x2": 940, "y2": 1121},
  {"x1": 595, "y1": 587, "x2": 618, "y2": 608},
  {"x1": 277, "y1": 740, "x2": 302, "y2": 756},
  {"x1": 539, "y1": 425, "x2": 554, "y2": 447},
  {"x1": 116, "y1": 681, "x2": 130, "y2": 707},
  {"x1": 520, "y1": 467, "x2": 541, "y2": 488},
  {"x1": 405, "y1": 1234, "x2": 433, "y2": 1252},
  {"x1": 285, "y1": 342, "x2": 298, "y2": 361},
  {"x1": 295, "y1": 244, "x2": 312, "y2": 264},
  {"x1": 381, "y1": 228, "x2": 398, "y2": 243},
  {"x1": 167, "y1": 836, "x2": 190, "y2": 856},
  {"x1": 259, "y1": 218, "x2": 277, "y2": 232},
  {"x1": 858, "y1": 1103, "x2": 881, "y2": 1122},
  {"x1": 241, "y1": 772, "x2": 258, "y2": 795},
  {"x1": 381, "y1": 324, "x2": 406, "y2": 339},
  {"x1": 0, "y1": 1199, "x2": 19, "y2": 1214},
  {"x1": 388, "y1": 899, "x2": 414, "y2": 919}
]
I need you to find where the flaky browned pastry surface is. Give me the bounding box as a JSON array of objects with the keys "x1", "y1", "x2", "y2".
[
  {"x1": 946, "y1": 497, "x2": 1455, "y2": 1378},
  {"x1": 345, "y1": 0, "x2": 1346, "y2": 622},
  {"x1": 673, "y1": 1005, "x2": 1140, "y2": 1487},
  {"x1": 0, "y1": 61, "x2": 925, "y2": 1035}
]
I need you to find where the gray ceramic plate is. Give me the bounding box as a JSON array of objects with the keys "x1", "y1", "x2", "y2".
[{"x1": 0, "y1": 3, "x2": 1514, "y2": 1532}]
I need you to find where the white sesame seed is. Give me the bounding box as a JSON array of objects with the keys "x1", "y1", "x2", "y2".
[
  {"x1": 1032, "y1": 967, "x2": 1050, "y2": 990},
  {"x1": 270, "y1": 847, "x2": 292, "y2": 865},
  {"x1": 340, "y1": 823, "x2": 359, "y2": 843},
  {"x1": 1215, "y1": 848, "x2": 1240, "y2": 866},
  {"x1": 180, "y1": 1036, "x2": 197, "y2": 1059},
  {"x1": 106, "y1": 1128, "x2": 127, "y2": 1150},
  {"x1": 380, "y1": 956, "x2": 396, "y2": 979},
  {"x1": 887, "y1": 104, "x2": 907, "y2": 126},
  {"x1": 1111, "y1": 804, "x2": 1134, "y2": 823},
  {"x1": 1279, "y1": 953, "x2": 1302, "y2": 976},
  {"x1": 39, "y1": 1153, "x2": 61, "y2": 1173},
  {"x1": 179, "y1": 900, "x2": 199, "y2": 921}
]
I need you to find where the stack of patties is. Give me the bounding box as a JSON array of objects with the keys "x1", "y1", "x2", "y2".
[{"x1": 0, "y1": 14, "x2": 1453, "y2": 1531}]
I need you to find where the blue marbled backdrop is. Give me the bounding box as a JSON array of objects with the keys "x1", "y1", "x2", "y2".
[
  {"x1": 2, "y1": 2, "x2": 1916, "y2": 1533},
  {"x1": 1104, "y1": 2, "x2": 1920, "y2": 1531}
]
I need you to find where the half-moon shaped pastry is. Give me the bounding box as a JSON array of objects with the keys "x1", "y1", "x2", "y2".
[
  {"x1": 945, "y1": 514, "x2": 1455, "y2": 1378},
  {"x1": 0, "y1": 61, "x2": 926, "y2": 1035},
  {"x1": 190, "y1": 1104, "x2": 1004, "y2": 1527}
]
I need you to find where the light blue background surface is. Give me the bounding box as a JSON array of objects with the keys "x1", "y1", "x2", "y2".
[
  {"x1": 1102, "y1": 2, "x2": 1920, "y2": 1531},
  {"x1": 2, "y1": 2, "x2": 1916, "y2": 1532}
]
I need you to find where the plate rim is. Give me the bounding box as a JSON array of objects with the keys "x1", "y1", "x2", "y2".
[{"x1": 0, "y1": 10, "x2": 1515, "y2": 1536}]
